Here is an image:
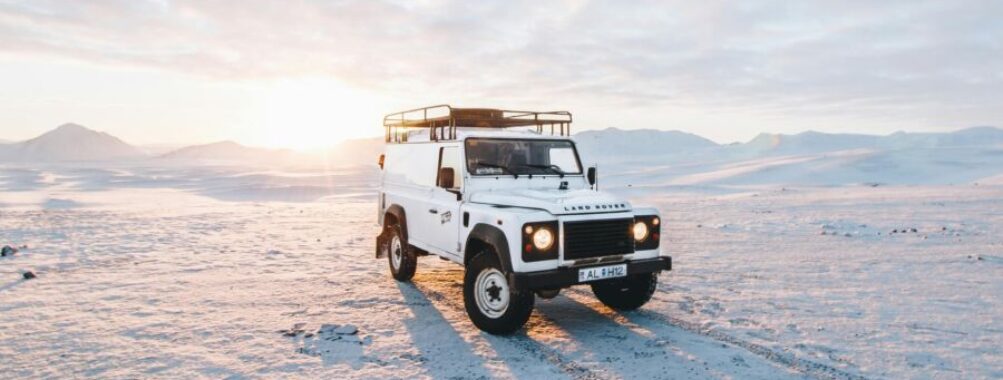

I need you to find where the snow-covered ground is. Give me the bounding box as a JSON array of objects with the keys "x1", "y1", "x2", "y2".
[{"x1": 2, "y1": 164, "x2": 1001, "y2": 379}]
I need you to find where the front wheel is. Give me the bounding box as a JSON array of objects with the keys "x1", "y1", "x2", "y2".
[
  {"x1": 463, "y1": 251, "x2": 534, "y2": 335},
  {"x1": 591, "y1": 272, "x2": 658, "y2": 311}
]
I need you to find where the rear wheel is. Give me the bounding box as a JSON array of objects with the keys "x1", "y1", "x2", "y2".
[
  {"x1": 591, "y1": 272, "x2": 658, "y2": 311},
  {"x1": 387, "y1": 225, "x2": 416, "y2": 282},
  {"x1": 463, "y1": 251, "x2": 534, "y2": 335}
]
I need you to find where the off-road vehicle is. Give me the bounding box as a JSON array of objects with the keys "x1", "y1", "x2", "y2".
[{"x1": 375, "y1": 105, "x2": 671, "y2": 334}]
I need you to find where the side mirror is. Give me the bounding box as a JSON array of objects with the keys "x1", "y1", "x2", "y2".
[
  {"x1": 378, "y1": 154, "x2": 385, "y2": 169},
  {"x1": 587, "y1": 166, "x2": 597, "y2": 186},
  {"x1": 438, "y1": 167, "x2": 455, "y2": 189}
]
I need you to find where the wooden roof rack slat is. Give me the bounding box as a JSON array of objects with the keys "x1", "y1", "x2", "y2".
[{"x1": 384, "y1": 105, "x2": 572, "y2": 143}]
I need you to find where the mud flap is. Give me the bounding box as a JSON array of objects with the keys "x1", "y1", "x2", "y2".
[{"x1": 375, "y1": 231, "x2": 388, "y2": 259}]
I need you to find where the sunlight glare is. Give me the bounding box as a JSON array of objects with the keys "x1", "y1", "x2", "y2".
[{"x1": 260, "y1": 77, "x2": 383, "y2": 150}]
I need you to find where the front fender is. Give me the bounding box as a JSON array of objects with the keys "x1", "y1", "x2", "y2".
[{"x1": 465, "y1": 223, "x2": 513, "y2": 273}]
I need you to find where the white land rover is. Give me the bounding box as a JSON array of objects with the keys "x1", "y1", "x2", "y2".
[{"x1": 375, "y1": 105, "x2": 671, "y2": 334}]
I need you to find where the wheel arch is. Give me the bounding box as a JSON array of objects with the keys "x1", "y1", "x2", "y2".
[
  {"x1": 465, "y1": 223, "x2": 513, "y2": 273},
  {"x1": 377, "y1": 204, "x2": 408, "y2": 259},
  {"x1": 383, "y1": 204, "x2": 408, "y2": 239}
]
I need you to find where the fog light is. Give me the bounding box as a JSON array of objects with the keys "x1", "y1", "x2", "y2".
[
  {"x1": 633, "y1": 221, "x2": 649, "y2": 242},
  {"x1": 532, "y1": 228, "x2": 554, "y2": 251}
]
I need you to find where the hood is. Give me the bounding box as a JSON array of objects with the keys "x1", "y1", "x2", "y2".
[{"x1": 469, "y1": 188, "x2": 632, "y2": 215}]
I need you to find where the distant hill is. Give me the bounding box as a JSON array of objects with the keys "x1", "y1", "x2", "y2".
[
  {"x1": 0, "y1": 123, "x2": 146, "y2": 162},
  {"x1": 138, "y1": 143, "x2": 187, "y2": 156},
  {"x1": 737, "y1": 127, "x2": 1003, "y2": 156},
  {"x1": 596, "y1": 126, "x2": 1003, "y2": 188},
  {"x1": 160, "y1": 141, "x2": 294, "y2": 163},
  {"x1": 573, "y1": 128, "x2": 718, "y2": 164}
]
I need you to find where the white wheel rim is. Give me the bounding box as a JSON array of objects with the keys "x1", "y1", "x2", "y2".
[
  {"x1": 474, "y1": 268, "x2": 510, "y2": 319},
  {"x1": 390, "y1": 235, "x2": 402, "y2": 270}
]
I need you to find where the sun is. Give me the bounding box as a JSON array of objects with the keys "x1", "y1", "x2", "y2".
[{"x1": 258, "y1": 77, "x2": 384, "y2": 150}]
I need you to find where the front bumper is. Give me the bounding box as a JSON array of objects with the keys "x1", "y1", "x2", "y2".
[{"x1": 509, "y1": 256, "x2": 671, "y2": 291}]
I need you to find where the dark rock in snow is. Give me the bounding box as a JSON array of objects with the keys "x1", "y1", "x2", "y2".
[
  {"x1": 1, "y1": 245, "x2": 17, "y2": 256},
  {"x1": 318, "y1": 324, "x2": 364, "y2": 345},
  {"x1": 317, "y1": 324, "x2": 360, "y2": 341},
  {"x1": 22, "y1": 271, "x2": 36, "y2": 280},
  {"x1": 910, "y1": 228, "x2": 918, "y2": 233},
  {"x1": 279, "y1": 322, "x2": 308, "y2": 337}
]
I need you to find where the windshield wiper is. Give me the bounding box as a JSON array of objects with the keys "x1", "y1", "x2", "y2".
[
  {"x1": 476, "y1": 162, "x2": 518, "y2": 178},
  {"x1": 517, "y1": 164, "x2": 566, "y2": 178}
]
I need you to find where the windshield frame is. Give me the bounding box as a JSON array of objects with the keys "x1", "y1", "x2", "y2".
[{"x1": 464, "y1": 137, "x2": 584, "y2": 177}]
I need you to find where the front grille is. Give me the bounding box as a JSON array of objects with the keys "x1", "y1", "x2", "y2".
[{"x1": 563, "y1": 218, "x2": 634, "y2": 260}]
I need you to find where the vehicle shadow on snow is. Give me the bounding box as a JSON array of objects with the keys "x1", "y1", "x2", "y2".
[
  {"x1": 398, "y1": 270, "x2": 595, "y2": 379},
  {"x1": 530, "y1": 294, "x2": 687, "y2": 375},
  {"x1": 398, "y1": 268, "x2": 705, "y2": 378},
  {"x1": 396, "y1": 281, "x2": 499, "y2": 379}
]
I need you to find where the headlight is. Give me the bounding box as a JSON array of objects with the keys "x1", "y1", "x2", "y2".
[
  {"x1": 634, "y1": 215, "x2": 660, "y2": 250},
  {"x1": 523, "y1": 221, "x2": 559, "y2": 262},
  {"x1": 633, "y1": 221, "x2": 649, "y2": 242},
  {"x1": 532, "y1": 227, "x2": 555, "y2": 251}
]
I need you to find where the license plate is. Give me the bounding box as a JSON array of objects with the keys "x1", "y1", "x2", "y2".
[{"x1": 578, "y1": 264, "x2": 627, "y2": 283}]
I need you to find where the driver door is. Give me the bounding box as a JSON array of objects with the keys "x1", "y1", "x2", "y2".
[{"x1": 427, "y1": 146, "x2": 463, "y2": 258}]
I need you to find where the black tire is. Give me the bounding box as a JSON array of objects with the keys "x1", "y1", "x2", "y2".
[
  {"x1": 463, "y1": 251, "x2": 534, "y2": 335},
  {"x1": 590, "y1": 272, "x2": 658, "y2": 311},
  {"x1": 386, "y1": 224, "x2": 416, "y2": 282}
]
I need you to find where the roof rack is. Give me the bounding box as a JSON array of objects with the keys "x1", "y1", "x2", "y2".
[{"x1": 384, "y1": 105, "x2": 572, "y2": 143}]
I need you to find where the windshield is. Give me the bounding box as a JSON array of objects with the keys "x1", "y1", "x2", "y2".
[{"x1": 465, "y1": 138, "x2": 583, "y2": 176}]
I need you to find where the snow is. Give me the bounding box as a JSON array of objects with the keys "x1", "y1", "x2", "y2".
[
  {"x1": 2, "y1": 159, "x2": 1001, "y2": 379},
  {"x1": 2, "y1": 125, "x2": 1003, "y2": 378}
]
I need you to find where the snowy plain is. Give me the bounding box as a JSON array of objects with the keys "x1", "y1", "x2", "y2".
[
  {"x1": 2, "y1": 125, "x2": 1003, "y2": 379},
  {"x1": 1, "y1": 162, "x2": 1001, "y2": 379}
]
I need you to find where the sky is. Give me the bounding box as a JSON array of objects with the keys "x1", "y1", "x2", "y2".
[{"x1": 1, "y1": 0, "x2": 1001, "y2": 149}]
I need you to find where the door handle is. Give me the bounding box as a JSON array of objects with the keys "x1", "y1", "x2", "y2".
[{"x1": 429, "y1": 208, "x2": 438, "y2": 214}]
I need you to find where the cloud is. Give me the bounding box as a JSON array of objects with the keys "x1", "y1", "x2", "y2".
[{"x1": 2, "y1": 0, "x2": 1001, "y2": 130}]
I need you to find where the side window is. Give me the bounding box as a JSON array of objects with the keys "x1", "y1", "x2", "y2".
[{"x1": 437, "y1": 146, "x2": 463, "y2": 190}]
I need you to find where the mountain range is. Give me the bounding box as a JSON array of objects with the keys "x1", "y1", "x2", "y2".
[
  {"x1": 4, "y1": 122, "x2": 1003, "y2": 186},
  {"x1": 0, "y1": 123, "x2": 355, "y2": 165}
]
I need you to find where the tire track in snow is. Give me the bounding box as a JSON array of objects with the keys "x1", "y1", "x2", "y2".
[
  {"x1": 409, "y1": 277, "x2": 613, "y2": 380},
  {"x1": 567, "y1": 288, "x2": 868, "y2": 380}
]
